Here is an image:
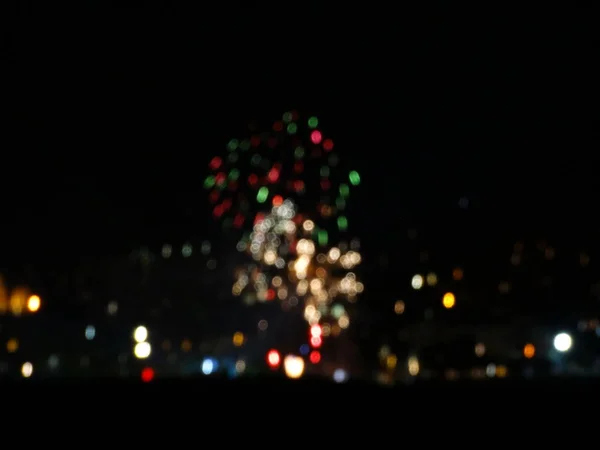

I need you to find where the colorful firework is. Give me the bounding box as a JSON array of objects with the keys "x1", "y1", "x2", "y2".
[
  {"x1": 207, "y1": 111, "x2": 362, "y2": 345},
  {"x1": 204, "y1": 111, "x2": 361, "y2": 233}
]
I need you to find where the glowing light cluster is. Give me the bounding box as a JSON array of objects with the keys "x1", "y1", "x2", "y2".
[
  {"x1": 211, "y1": 111, "x2": 363, "y2": 349},
  {"x1": 232, "y1": 197, "x2": 362, "y2": 332},
  {"x1": 205, "y1": 111, "x2": 360, "y2": 232}
]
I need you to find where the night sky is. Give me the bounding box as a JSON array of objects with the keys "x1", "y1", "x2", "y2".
[{"x1": 3, "y1": 11, "x2": 599, "y2": 337}]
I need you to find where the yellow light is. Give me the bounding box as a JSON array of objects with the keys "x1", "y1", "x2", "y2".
[
  {"x1": 386, "y1": 354, "x2": 397, "y2": 370},
  {"x1": 134, "y1": 342, "x2": 151, "y2": 359},
  {"x1": 6, "y1": 338, "x2": 18, "y2": 353},
  {"x1": 27, "y1": 295, "x2": 41, "y2": 312},
  {"x1": 496, "y1": 365, "x2": 508, "y2": 377},
  {"x1": 442, "y1": 292, "x2": 455, "y2": 309},
  {"x1": 21, "y1": 362, "x2": 33, "y2": 378},
  {"x1": 408, "y1": 356, "x2": 420, "y2": 376},
  {"x1": 9, "y1": 287, "x2": 27, "y2": 316},
  {"x1": 283, "y1": 355, "x2": 305, "y2": 379},
  {"x1": 233, "y1": 332, "x2": 244, "y2": 347}
]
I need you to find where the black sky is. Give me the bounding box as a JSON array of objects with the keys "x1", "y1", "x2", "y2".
[{"x1": 2, "y1": 10, "x2": 599, "y2": 289}]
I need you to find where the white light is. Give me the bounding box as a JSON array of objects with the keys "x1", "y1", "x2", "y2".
[
  {"x1": 283, "y1": 355, "x2": 305, "y2": 379},
  {"x1": 411, "y1": 274, "x2": 423, "y2": 290},
  {"x1": 333, "y1": 369, "x2": 348, "y2": 383},
  {"x1": 134, "y1": 341, "x2": 151, "y2": 359},
  {"x1": 553, "y1": 332, "x2": 573, "y2": 352},
  {"x1": 133, "y1": 326, "x2": 148, "y2": 343},
  {"x1": 21, "y1": 362, "x2": 33, "y2": 378}
]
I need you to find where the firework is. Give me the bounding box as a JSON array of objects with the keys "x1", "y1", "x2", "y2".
[
  {"x1": 208, "y1": 111, "x2": 362, "y2": 345},
  {"x1": 204, "y1": 111, "x2": 361, "y2": 233}
]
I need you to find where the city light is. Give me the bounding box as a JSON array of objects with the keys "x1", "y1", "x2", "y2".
[
  {"x1": 134, "y1": 341, "x2": 151, "y2": 359},
  {"x1": 27, "y1": 295, "x2": 41, "y2": 312},
  {"x1": 553, "y1": 332, "x2": 573, "y2": 352},
  {"x1": 267, "y1": 349, "x2": 280, "y2": 368},
  {"x1": 133, "y1": 326, "x2": 148, "y2": 343},
  {"x1": 283, "y1": 355, "x2": 304, "y2": 379},
  {"x1": 21, "y1": 362, "x2": 33, "y2": 378}
]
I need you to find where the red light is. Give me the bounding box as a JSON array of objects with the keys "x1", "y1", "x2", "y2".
[
  {"x1": 273, "y1": 121, "x2": 284, "y2": 131},
  {"x1": 248, "y1": 174, "x2": 258, "y2": 185},
  {"x1": 272, "y1": 195, "x2": 283, "y2": 206},
  {"x1": 309, "y1": 351, "x2": 321, "y2": 364},
  {"x1": 209, "y1": 156, "x2": 222, "y2": 170},
  {"x1": 266, "y1": 289, "x2": 276, "y2": 301},
  {"x1": 250, "y1": 136, "x2": 261, "y2": 147},
  {"x1": 310, "y1": 324, "x2": 322, "y2": 338},
  {"x1": 233, "y1": 213, "x2": 245, "y2": 228},
  {"x1": 320, "y1": 179, "x2": 331, "y2": 191},
  {"x1": 209, "y1": 190, "x2": 220, "y2": 203},
  {"x1": 310, "y1": 130, "x2": 322, "y2": 144},
  {"x1": 215, "y1": 172, "x2": 226, "y2": 184},
  {"x1": 322, "y1": 139, "x2": 334, "y2": 151},
  {"x1": 267, "y1": 350, "x2": 280, "y2": 367},
  {"x1": 310, "y1": 336, "x2": 322, "y2": 347},
  {"x1": 141, "y1": 367, "x2": 154, "y2": 382},
  {"x1": 213, "y1": 205, "x2": 224, "y2": 217},
  {"x1": 267, "y1": 167, "x2": 280, "y2": 183}
]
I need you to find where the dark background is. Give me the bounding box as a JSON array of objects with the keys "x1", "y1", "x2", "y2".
[{"x1": 2, "y1": 9, "x2": 599, "y2": 352}]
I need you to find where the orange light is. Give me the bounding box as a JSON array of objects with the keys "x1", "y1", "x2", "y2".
[
  {"x1": 267, "y1": 349, "x2": 280, "y2": 367},
  {"x1": 523, "y1": 343, "x2": 535, "y2": 359},
  {"x1": 272, "y1": 195, "x2": 283, "y2": 206}
]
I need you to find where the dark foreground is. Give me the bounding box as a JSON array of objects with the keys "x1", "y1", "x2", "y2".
[
  {"x1": 5, "y1": 374, "x2": 599, "y2": 394},
  {"x1": 3, "y1": 376, "x2": 591, "y2": 433}
]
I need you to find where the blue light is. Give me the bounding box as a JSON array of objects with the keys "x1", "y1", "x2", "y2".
[
  {"x1": 299, "y1": 344, "x2": 309, "y2": 355},
  {"x1": 202, "y1": 358, "x2": 217, "y2": 375}
]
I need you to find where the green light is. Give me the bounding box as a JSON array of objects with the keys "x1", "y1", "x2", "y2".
[
  {"x1": 336, "y1": 197, "x2": 346, "y2": 210},
  {"x1": 227, "y1": 153, "x2": 238, "y2": 163},
  {"x1": 239, "y1": 140, "x2": 250, "y2": 151},
  {"x1": 283, "y1": 112, "x2": 293, "y2": 123},
  {"x1": 317, "y1": 230, "x2": 328, "y2": 246},
  {"x1": 228, "y1": 168, "x2": 239, "y2": 181},
  {"x1": 287, "y1": 123, "x2": 297, "y2": 134},
  {"x1": 203, "y1": 176, "x2": 215, "y2": 189},
  {"x1": 308, "y1": 116, "x2": 319, "y2": 128},
  {"x1": 257, "y1": 187, "x2": 269, "y2": 203},
  {"x1": 339, "y1": 183, "x2": 350, "y2": 197},
  {"x1": 349, "y1": 170, "x2": 361, "y2": 185},
  {"x1": 227, "y1": 139, "x2": 239, "y2": 151},
  {"x1": 294, "y1": 146, "x2": 305, "y2": 159},
  {"x1": 337, "y1": 216, "x2": 348, "y2": 231},
  {"x1": 320, "y1": 166, "x2": 330, "y2": 177}
]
